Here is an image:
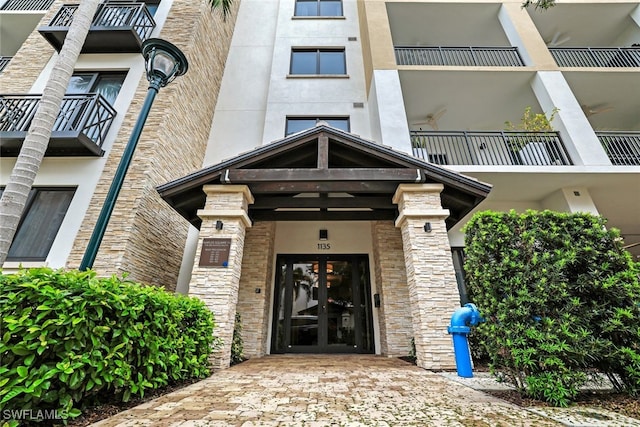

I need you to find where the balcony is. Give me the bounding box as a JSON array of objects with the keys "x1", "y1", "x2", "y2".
[
  {"x1": 0, "y1": 93, "x2": 116, "y2": 156},
  {"x1": 410, "y1": 131, "x2": 572, "y2": 166},
  {"x1": 39, "y1": 2, "x2": 155, "y2": 53},
  {"x1": 395, "y1": 46, "x2": 524, "y2": 67},
  {"x1": 0, "y1": 0, "x2": 54, "y2": 10},
  {"x1": 597, "y1": 132, "x2": 640, "y2": 166},
  {"x1": 550, "y1": 47, "x2": 640, "y2": 68},
  {"x1": 0, "y1": 57, "x2": 10, "y2": 72}
]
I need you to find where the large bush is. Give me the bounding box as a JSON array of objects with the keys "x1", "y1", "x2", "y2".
[
  {"x1": 464, "y1": 210, "x2": 640, "y2": 406},
  {"x1": 0, "y1": 268, "x2": 218, "y2": 421}
]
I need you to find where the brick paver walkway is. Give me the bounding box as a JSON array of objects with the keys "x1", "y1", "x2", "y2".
[{"x1": 92, "y1": 355, "x2": 560, "y2": 426}]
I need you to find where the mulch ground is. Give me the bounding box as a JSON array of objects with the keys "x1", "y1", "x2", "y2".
[{"x1": 486, "y1": 389, "x2": 640, "y2": 421}]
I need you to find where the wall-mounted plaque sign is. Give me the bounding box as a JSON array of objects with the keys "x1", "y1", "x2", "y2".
[{"x1": 199, "y1": 238, "x2": 231, "y2": 267}]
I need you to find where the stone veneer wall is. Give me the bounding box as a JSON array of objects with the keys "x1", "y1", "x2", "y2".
[
  {"x1": 236, "y1": 221, "x2": 276, "y2": 358},
  {"x1": 371, "y1": 221, "x2": 413, "y2": 356},
  {"x1": 394, "y1": 184, "x2": 459, "y2": 370},
  {"x1": 189, "y1": 185, "x2": 253, "y2": 369},
  {"x1": 0, "y1": 0, "x2": 64, "y2": 92},
  {"x1": 64, "y1": 0, "x2": 240, "y2": 289}
]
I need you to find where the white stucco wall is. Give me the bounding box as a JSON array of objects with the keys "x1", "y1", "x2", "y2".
[
  {"x1": 205, "y1": 0, "x2": 372, "y2": 165},
  {"x1": 498, "y1": 4, "x2": 533, "y2": 66},
  {"x1": 531, "y1": 71, "x2": 612, "y2": 166},
  {"x1": 203, "y1": 0, "x2": 279, "y2": 165},
  {"x1": 262, "y1": 0, "x2": 371, "y2": 144},
  {"x1": 614, "y1": 5, "x2": 640, "y2": 45},
  {"x1": 368, "y1": 70, "x2": 412, "y2": 154},
  {"x1": 541, "y1": 187, "x2": 600, "y2": 215}
]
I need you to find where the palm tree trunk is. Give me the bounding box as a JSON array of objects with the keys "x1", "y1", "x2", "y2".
[{"x1": 0, "y1": 0, "x2": 101, "y2": 264}]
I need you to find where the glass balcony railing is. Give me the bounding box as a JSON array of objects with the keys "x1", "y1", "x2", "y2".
[
  {"x1": 395, "y1": 46, "x2": 525, "y2": 67},
  {"x1": 0, "y1": 93, "x2": 117, "y2": 156},
  {"x1": 410, "y1": 130, "x2": 572, "y2": 166},
  {"x1": 549, "y1": 47, "x2": 640, "y2": 67}
]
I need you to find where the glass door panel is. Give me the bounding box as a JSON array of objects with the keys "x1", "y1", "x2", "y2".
[
  {"x1": 289, "y1": 261, "x2": 319, "y2": 346},
  {"x1": 326, "y1": 260, "x2": 355, "y2": 348},
  {"x1": 272, "y1": 255, "x2": 374, "y2": 354},
  {"x1": 358, "y1": 259, "x2": 374, "y2": 352}
]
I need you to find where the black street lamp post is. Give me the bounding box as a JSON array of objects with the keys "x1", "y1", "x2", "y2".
[{"x1": 80, "y1": 38, "x2": 188, "y2": 271}]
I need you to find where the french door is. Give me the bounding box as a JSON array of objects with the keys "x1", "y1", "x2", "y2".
[{"x1": 271, "y1": 254, "x2": 374, "y2": 353}]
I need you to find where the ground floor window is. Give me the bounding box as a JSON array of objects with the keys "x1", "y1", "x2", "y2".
[{"x1": 1, "y1": 187, "x2": 76, "y2": 261}]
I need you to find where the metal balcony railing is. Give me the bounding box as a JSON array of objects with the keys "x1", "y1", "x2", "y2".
[
  {"x1": 549, "y1": 47, "x2": 640, "y2": 67},
  {"x1": 0, "y1": 93, "x2": 117, "y2": 156},
  {"x1": 0, "y1": 57, "x2": 11, "y2": 72},
  {"x1": 47, "y1": 2, "x2": 155, "y2": 42},
  {"x1": 596, "y1": 132, "x2": 640, "y2": 166},
  {"x1": 410, "y1": 131, "x2": 572, "y2": 166},
  {"x1": 395, "y1": 46, "x2": 525, "y2": 67},
  {"x1": 0, "y1": 0, "x2": 54, "y2": 10}
]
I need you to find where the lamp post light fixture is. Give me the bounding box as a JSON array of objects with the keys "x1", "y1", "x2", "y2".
[{"x1": 80, "y1": 38, "x2": 188, "y2": 271}]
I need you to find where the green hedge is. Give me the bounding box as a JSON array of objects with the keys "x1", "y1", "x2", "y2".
[
  {"x1": 464, "y1": 210, "x2": 640, "y2": 406},
  {"x1": 0, "y1": 268, "x2": 218, "y2": 421}
]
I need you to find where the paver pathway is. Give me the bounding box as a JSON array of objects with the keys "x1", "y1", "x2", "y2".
[{"x1": 92, "y1": 355, "x2": 561, "y2": 426}]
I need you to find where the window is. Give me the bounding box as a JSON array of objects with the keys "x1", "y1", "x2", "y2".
[
  {"x1": 60, "y1": 72, "x2": 127, "y2": 141},
  {"x1": 295, "y1": 0, "x2": 343, "y2": 17},
  {"x1": 290, "y1": 49, "x2": 346, "y2": 75},
  {"x1": 286, "y1": 117, "x2": 349, "y2": 136},
  {"x1": 67, "y1": 72, "x2": 127, "y2": 105},
  {"x1": 0, "y1": 187, "x2": 76, "y2": 261}
]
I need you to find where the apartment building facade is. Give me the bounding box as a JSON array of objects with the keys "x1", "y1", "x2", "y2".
[{"x1": 2, "y1": 0, "x2": 639, "y2": 369}]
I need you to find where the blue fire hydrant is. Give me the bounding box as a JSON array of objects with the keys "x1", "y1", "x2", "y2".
[{"x1": 448, "y1": 303, "x2": 483, "y2": 378}]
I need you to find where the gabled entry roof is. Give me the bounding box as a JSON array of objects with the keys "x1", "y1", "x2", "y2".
[{"x1": 157, "y1": 125, "x2": 491, "y2": 229}]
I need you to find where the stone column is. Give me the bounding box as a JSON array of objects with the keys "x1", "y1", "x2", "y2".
[
  {"x1": 393, "y1": 184, "x2": 459, "y2": 370},
  {"x1": 371, "y1": 221, "x2": 412, "y2": 356},
  {"x1": 237, "y1": 221, "x2": 276, "y2": 358},
  {"x1": 188, "y1": 185, "x2": 254, "y2": 370}
]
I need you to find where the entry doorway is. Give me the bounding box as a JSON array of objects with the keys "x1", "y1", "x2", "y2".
[{"x1": 271, "y1": 255, "x2": 374, "y2": 353}]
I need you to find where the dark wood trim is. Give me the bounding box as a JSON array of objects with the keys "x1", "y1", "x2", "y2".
[
  {"x1": 251, "y1": 196, "x2": 393, "y2": 209},
  {"x1": 156, "y1": 125, "x2": 491, "y2": 230},
  {"x1": 248, "y1": 181, "x2": 401, "y2": 194},
  {"x1": 251, "y1": 210, "x2": 396, "y2": 221},
  {"x1": 318, "y1": 135, "x2": 329, "y2": 169},
  {"x1": 225, "y1": 168, "x2": 423, "y2": 182}
]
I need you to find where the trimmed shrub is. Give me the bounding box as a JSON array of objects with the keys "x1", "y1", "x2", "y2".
[
  {"x1": 464, "y1": 210, "x2": 640, "y2": 406},
  {"x1": 0, "y1": 268, "x2": 218, "y2": 421}
]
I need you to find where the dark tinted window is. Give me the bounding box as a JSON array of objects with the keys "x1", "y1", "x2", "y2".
[
  {"x1": 1, "y1": 187, "x2": 76, "y2": 261},
  {"x1": 290, "y1": 49, "x2": 346, "y2": 75},
  {"x1": 295, "y1": 0, "x2": 343, "y2": 17},
  {"x1": 286, "y1": 117, "x2": 349, "y2": 135}
]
